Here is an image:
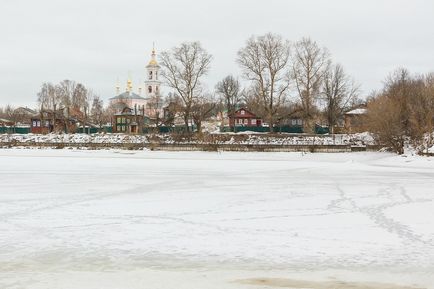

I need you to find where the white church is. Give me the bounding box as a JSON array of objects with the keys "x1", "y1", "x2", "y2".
[{"x1": 109, "y1": 47, "x2": 162, "y2": 118}]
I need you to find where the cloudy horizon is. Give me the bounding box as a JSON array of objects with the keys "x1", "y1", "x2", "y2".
[{"x1": 1, "y1": 0, "x2": 433, "y2": 107}]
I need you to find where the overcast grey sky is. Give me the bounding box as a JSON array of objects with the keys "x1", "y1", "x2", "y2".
[{"x1": 1, "y1": 0, "x2": 433, "y2": 107}]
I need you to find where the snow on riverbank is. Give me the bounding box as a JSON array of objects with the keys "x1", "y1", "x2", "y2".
[
  {"x1": 0, "y1": 132, "x2": 376, "y2": 146},
  {"x1": 0, "y1": 150, "x2": 433, "y2": 288}
]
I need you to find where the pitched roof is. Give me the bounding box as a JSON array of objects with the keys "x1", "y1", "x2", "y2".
[
  {"x1": 345, "y1": 108, "x2": 367, "y2": 115},
  {"x1": 0, "y1": 118, "x2": 13, "y2": 123},
  {"x1": 230, "y1": 107, "x2": 259, "y2": 118},
  {"x1": 15, "y1": 107, "x2": 37, "y2": 114},
  {"x1": 109, "y1": 91, "x2": 147, "y2": 100}
]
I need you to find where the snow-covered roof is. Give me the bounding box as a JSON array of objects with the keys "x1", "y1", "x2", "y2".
[{"x1": 345, "y1": 108, "x2": 367, "y2": 115}]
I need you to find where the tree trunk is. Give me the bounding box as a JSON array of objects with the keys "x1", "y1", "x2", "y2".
[
  {"x1": 184, "y1": 114, "x2": 190, "y2": 133},
  {"x1": 269, "y1": 116, "x2": 273, "y2": 133}
]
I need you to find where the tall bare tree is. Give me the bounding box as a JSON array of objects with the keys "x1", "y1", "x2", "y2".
[
  {"x1": 292, "y1": 37, "x2": 330, "y2": 131},
  {"x1": 37, "y1": 82, "x2": 61, "y2": 131},
  {"x1": 322, "y1": 64, "x2": 359, "y2": 133},
  {"x1": 159, "y1": 42, "x2": 212, "y2": 132},
  {"x1": 57, "y1": 80, "x2": 77, "y2": 114},
  {"x1": 215, "y1": 75, "x2": 241, "y2": 126},
  {"x1": 37, "y1": 82, "x2": 59, "y2": 112},
  {"x1": 72, "y1": 83, "x2": 88, "y2": 113},
  {"x1": 90, "y1": 95, "x2": 105, "y2": 130},
  {"x1": 237, "y1": 33, "x2": 291, "y2": 132}
]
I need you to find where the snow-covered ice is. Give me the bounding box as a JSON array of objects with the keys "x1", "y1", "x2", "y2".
[{"x1": 0, "y1": 149, "x2": 433, "y2": 288}]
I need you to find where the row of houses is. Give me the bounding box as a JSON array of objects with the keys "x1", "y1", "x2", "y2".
[
  {"x1": 226, "y1": 107, "x2": 367, "y2": 133},
  {"x1": 0, "y1": 104, "x2": 367, "y2": 134}
]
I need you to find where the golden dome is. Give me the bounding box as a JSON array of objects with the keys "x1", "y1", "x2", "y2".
[{"x1": 148, "y1": 47, "x2": 158, "y2": 66}]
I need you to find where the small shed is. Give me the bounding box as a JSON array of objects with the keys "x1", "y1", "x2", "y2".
[{"x1": 344, "y1": 107, "x2": 368, "y2": 133}]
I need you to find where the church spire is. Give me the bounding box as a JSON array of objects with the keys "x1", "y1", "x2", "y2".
[
  {"x1": 125, "y1": 71, "x2": 133, "y2": 93},
  {"x1": 115, "y1": 78, "x2": 120, "y2": 95},
  {"x1": 148, "y1": 43, "x2": 158, "y2": 66},
  {"x1": 126, "y1": 78, "x2": 132, "y2": 92}
]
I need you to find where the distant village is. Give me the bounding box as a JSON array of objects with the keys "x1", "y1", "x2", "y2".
[
  {"x1": 0, "y1": 46, "x2": 367, "y2": 136},
  {"x1": 1, "y1": 34, "x2": 433, "y2": 155}
]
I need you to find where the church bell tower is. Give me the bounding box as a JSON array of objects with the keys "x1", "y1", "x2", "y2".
[{"x1": 145, "y1": 45, "x2": 161, "y2": 99}]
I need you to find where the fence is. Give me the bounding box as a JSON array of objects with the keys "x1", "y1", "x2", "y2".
[
  {"x1": 220, "y1": 125, "x2": 329, "y2": 134},
  {"x1": 0, "y1": 126, "x2": 31, "y2": 134}
]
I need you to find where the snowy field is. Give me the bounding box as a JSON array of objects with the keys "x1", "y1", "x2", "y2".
[{"x1": 0, "y1": 149, "x2": 433, "y2": 289}]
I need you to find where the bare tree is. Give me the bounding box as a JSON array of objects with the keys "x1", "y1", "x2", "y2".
[
  {"x1": 162, "y1": 93, "x2": 180, "y2": 127},
  {"x1": 147, "y1": 91, "x2": 164, "y2": 128},
  {"x1": 367, "y1": 68, "x2": 412, "y2": 154},
  {"x1": 57, "y1": 80, "x2": 77, "y2": 114},
  {"x1": 90, "y1": 95, "x2": 105, "y2": 130},
  {"x1": 292, "y1": 37, "x2": 330, "y2": 131},
  {"x1": 37, "y1": 82, "x2": 61, "y2": 132},
  {"x1": 241, "y1": 87, "x2": 264, "y2": 117},
  {"x1": 407, "y1": 73, "x2": 434, "y2": 152},
  {"x1": 367, "y1": 68, "x2": 434, "y2": 154},
  {"x1": 367, "y1": 94, "x2": 406, "y2": 154},
  {"x1": 37, "y1": 82, "x2": 59, "y2": 112},
  {"x1": 322, "y1": 64, "x2": 359, "y2": 133},
  {"x1": 191, "y1": 94, "x2": 216, "y2": 133},
  {"x1": 159, "y1": 42, "x2": 212, "y2": 132},
  {"x1": 4, "y1": 104, "x2": 15, "y2": 121},
  {"x1": 215, "y1": 75, "x2": 241, "y2": 126},
  {"x1": 237, "y1": 33, "x2": 291, "y2": 132},
  {"x1": 72, "y1": 83, "x2": 88, "y2": 113}
]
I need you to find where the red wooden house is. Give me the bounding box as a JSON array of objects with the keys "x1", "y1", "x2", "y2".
[
  {"x1": 229, "y1": 108, "x2": 262, "y2": 127},
  {"x1": 30, "y1": 109, "x2": 78, "y2": 134}
]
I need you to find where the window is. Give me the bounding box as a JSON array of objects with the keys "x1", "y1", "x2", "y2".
[
  {"x1": 32, "y1": 120, "x2": 37, "y2": 127},
  {"x1": 156, "y1": 71, "x2": 158, "y2": 80},
  {"x1": 297, "y1": 119, "x2": 303, "y2": 125},
  {"x1": 37, "y1": 121, "x2": 41, "y2": 127},
  {"x1": 291, "y1": 119, "x2": 297, "y2": 126},
  {"x1": 149, "y1": 71, "x2": 153, "y2": 80},
  {"x1": 240, "y1": 110, "x2": 245, "y2": 115},
  {"x1": 155, "y1": 86, "x2": 159, "y2": 92},
  {"x1": 121, "y1": 117, "x2": 126, "y2": 124},
  {"x1": 251, "y1": 119, "x2": 256, "y2": 125},
  {"x1": 117, "y1": 117, "x2": 122, "y2": 124},
  {"x1": 148, "y1": 86, "x2": 152, "y2": 93}
]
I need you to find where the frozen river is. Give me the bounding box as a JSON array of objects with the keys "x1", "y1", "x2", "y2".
[{"x1": 0, "y1": 149, "x2": 433, "y2": 288}]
